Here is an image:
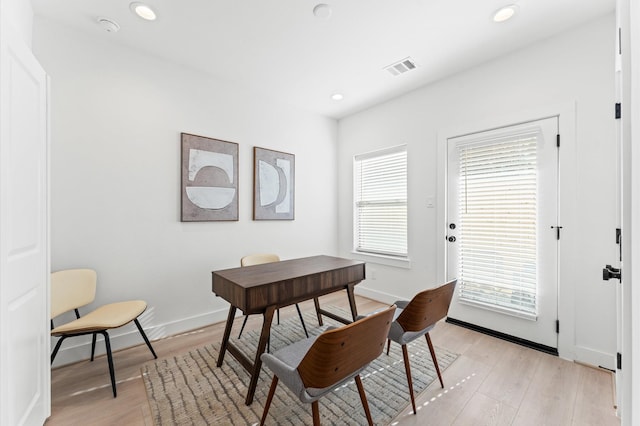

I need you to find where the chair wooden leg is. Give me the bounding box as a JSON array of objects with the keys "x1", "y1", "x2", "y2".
[
  {"x1": 134, "y1": 318, "x2": 158, "y2": 359},
  {"x1": 355, "y1": 375, "x2": 374, "y2": 426},
  {"x1": 401, "y1": 344, "x2": 417, "y2": 415},
  {"x1": 386, "y1": 339, "x2": 391, "y2": 356},
  {"x1": 311, "y1": 401, "x2": 321, "y2": 426},
  {"x1": 90, "y1": 333, "x2": 97, "y2": 361},
  {"x1": 277, "y1": 308, "x2": 280, "y2": 325},
  {"x1": 313, "y1": 297, "x2": 323, "y2": 326},
  {"x1": 100, "y1": 331, "x2": 117, "y2": 398},
  {"x1": 425, "y1": 333, "x2": 443, "y2": 388},
  {"x1": 260, "y1": 376, "x2": 278, "y2": 426},
  {"x1": 238, "y1": 315, "x2": 249, "y2": 339},
  {"x1": 295, "y1": 303, "x2": 309, "y2": 337}
]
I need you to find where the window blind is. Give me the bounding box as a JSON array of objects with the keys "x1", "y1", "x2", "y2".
[
  {"x1": 457, "y1": 133, "x2": 538, "y2": 319},
  {"x1": 354, "y1": 146, "x2": 407, "y2": 257}
]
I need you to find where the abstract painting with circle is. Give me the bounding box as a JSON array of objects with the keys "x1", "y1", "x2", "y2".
[
  {"x1": 181, "y1": 133, "x2": 239, "y2": 221},
  {"x1": 253, "y1": 147, "x2": 295, "y2": 220}
]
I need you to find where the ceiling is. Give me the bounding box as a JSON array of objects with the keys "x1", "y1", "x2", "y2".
[{"x1": 31, "y1": 0, "x2": 615, "y2": 119}]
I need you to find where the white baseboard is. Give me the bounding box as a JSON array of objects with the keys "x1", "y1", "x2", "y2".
[
  {"x1": 51, "y1": 306, "x2": 231, "y2": 367},
  {"x1": 51, "y1": 288, "x2": 399, "y2": 367},
  {"x1": 354, "y1": 285, "x2": 398, "y2": 305}
]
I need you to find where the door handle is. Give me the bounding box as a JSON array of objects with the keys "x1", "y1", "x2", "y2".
[{"x1": 602, "y1": 264, "x2": 621, "y2": 281}]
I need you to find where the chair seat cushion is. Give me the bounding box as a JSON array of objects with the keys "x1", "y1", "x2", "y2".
[
  {"x1": 51, "y1": 300, "x2": 147, "y2": 335},
  {"x1": 387, "y1": 302, "x2": 435, "y2": 345},
  {"x1": 262, "y1": 333, "x2": 367, "y2": 403}
]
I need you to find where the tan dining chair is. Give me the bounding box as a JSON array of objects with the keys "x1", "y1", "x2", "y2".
[
  {"x1": 237, "y1": 254, "x2": 309, "y2": 343},
  {"x1": 386, "y1": 279, "x2": 457, "y2": 414},
  {"x1": 50, "y1": 268, "x2": 157, "y2": 397},
  {"x1": 259, "y1": 305, "x2": 396, "y2": 426}
]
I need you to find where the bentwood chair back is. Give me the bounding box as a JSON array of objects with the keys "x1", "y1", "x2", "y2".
[
  {"x1": 50, "y1": 268, "x2": 158, "y2": 397},
  {"x1": 260, "y1": 305, "x2": 396, "y2": 425},
  {"x1": 387, "y1": 279, "x2": 457, "y2": 414}
]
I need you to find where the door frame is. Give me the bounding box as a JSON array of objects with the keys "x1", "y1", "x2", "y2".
[
  {"x1": 619, "y1": 0, "x2": 640, "y2": 422},
  {"x1": 436, "y1": 102, "x2": 578, "y2": 361},
  {"x1": 445, "y1": 117, "x2": 560, "y2": 350},
  {"x1": 0, "y1": 16, "x2": 51, "y2": 425}
]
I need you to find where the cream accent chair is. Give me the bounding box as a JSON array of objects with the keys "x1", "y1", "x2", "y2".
[
  {"x1": 50, "y1": 268, "x2": 157, "y2": 397},
  {"x1": 260, "y1": 305, "x2": 396, "y2": 425},
  {"x1": 237, "y1": 254, "x2": 309, "y2": 345}
]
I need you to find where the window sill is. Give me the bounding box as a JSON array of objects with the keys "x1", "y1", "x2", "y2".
[{"x1": 350, "y1": 251, "x2": 411, "y2": 269}]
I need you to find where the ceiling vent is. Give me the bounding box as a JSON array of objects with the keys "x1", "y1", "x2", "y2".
[{"x1": 384, "y1": 57, "x2": 417, "y2": 76}]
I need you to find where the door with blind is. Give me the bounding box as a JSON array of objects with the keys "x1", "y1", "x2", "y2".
[{"x1": 446, "y1": 117, "x2": 558, "y2": 350}]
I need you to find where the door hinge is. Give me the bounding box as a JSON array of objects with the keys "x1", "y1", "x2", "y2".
[
  {"x1": 556, "y1": 134, "x2": 560, "y2": 147},
  {"x1": 616, "y1": 228, "x2": 622, "y2": 261},
  {"x1": 617, "y1": 352, "x2": 622, "y2": 370},
  {"x1": 556, "y1": 320, "x2": 559, "y2": 334},
  {"x1": 615, "y1": 103, "x2": 621, "y2": 119},
  {"x1": 551, "y1": 225, "x2": 562, "y2": 240}
]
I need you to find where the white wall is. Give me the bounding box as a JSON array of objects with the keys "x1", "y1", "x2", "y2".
[
  {"x1": 338, "y1": 14, "x2": 618, "y2": 366},
  {"x1": 33, "y1": 18, "x2": 339, "y2": 366}
]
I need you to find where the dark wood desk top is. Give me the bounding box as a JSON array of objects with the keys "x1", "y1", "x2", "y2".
[{"x1": 212, "y1": 255, "x2": 365, "y2": 314}]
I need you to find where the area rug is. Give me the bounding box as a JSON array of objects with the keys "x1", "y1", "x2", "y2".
[{"x1": 142, "y1": 307, "x2": 458, "y2": 425}]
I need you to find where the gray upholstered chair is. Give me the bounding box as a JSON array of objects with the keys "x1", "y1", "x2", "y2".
[
  {"x1": 387, "y1": 279, "x2": 457, "y2": 414},
  {"x1": 237, "y1": 254, "x2": 309, "y2": 343},
  {"x1": 259, "y1": 305, "x2": 396, "y2": 426},
  {"x1": 50, "y1": 268, "x2": 157, "y2": 397}
]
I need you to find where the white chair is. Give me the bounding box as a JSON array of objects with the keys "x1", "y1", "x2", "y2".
[{"x1": 50, "y1": 268, "x2": 157, "y2": 397}]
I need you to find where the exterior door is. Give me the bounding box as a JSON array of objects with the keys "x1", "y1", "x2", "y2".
[
  {"x1": 446, "y1": 117, "x2": 559, "y2": 350},
  {"x1": 0, "y1": 22, "x2": 50, "y2": 425}
]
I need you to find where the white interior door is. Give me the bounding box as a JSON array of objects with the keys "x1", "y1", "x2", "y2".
[
  {"x1": 0, "y1": 22, "x2": 50, "y2": 425},
  {"x1": 446, "y1": 117, "x2": 559, "y2": 350}
]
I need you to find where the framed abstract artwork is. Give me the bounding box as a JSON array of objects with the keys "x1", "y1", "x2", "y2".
[
  {"x1": 181, "y1": 133, "x2": 239, "y2": 221},
  {"x1": 253, "y1": 147, "x2": 295, "y2": 220}
]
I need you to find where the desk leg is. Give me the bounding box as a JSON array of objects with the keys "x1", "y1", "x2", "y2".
[
  {"x1": 346, "y1": 283, "x2": 358, "y2": 321},
  {"x1": 245, "y1": 304, "x2": 276, "y2": 405},
  {"x1": 313, "y1": 297, "x2": 323, "y2": 326},
  {"x1": 217, "y1": 305, "x2": 237, "y2": 367}
]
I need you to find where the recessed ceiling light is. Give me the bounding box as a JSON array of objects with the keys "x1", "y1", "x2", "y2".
[
  {"x1": 313, "y1": 4, "x2": 332, "y2": 19},
  {"x1": 130, "y1": 2, "x2": 157, "y2": 21},
  {"x1": 493, "y1": 5, "x2": 518, "y2": 23},
  {"x1": 331, "y1": 93, "x2": 344, "y2": 101}
]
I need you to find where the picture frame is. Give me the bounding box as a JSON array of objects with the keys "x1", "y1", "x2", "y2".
[
  {"x1": 181, "y1": 133, "x2": 239, "y2": 221},
  {"x1": 253, "y1": 147, "x2": 295, "y2": 220}
]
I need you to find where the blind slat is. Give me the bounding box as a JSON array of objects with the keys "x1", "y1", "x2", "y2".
[
  {"x1": 354, "y1": 146, "x2": 407, "y2": 257},
  {"x1": 457, "y1": 135, "x2": 538, "y2": 317}
]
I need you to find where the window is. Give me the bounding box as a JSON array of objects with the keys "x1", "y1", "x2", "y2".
[{"x1": 354, "y1": 145, "x2": 407, "y2": 257}]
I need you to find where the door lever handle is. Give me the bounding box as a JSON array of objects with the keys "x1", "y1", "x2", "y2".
[{"x1": 602, "y1": 264, "x2": 622, "y2": 281}]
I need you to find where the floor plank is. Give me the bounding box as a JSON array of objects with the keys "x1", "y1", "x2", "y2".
[{"x1": 45, "y1": 292, "x2": 619, "y2": 425}]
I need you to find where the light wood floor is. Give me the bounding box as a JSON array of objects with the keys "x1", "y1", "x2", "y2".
[{"x1": 46, "y1": 292, "x2": 619, "y2": 425}]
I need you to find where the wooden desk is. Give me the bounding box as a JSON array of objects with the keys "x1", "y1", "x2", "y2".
[{"x1": 212, "y1": 255, "x2": 365, "y2": 405}]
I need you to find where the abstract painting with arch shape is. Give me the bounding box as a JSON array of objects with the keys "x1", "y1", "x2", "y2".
[
  {"x1": 181, "y1": 133, "x2": 239, "y2": 221},
  {"x1": 253, "y1": 147, "x2": 295, "y2": 220}
]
